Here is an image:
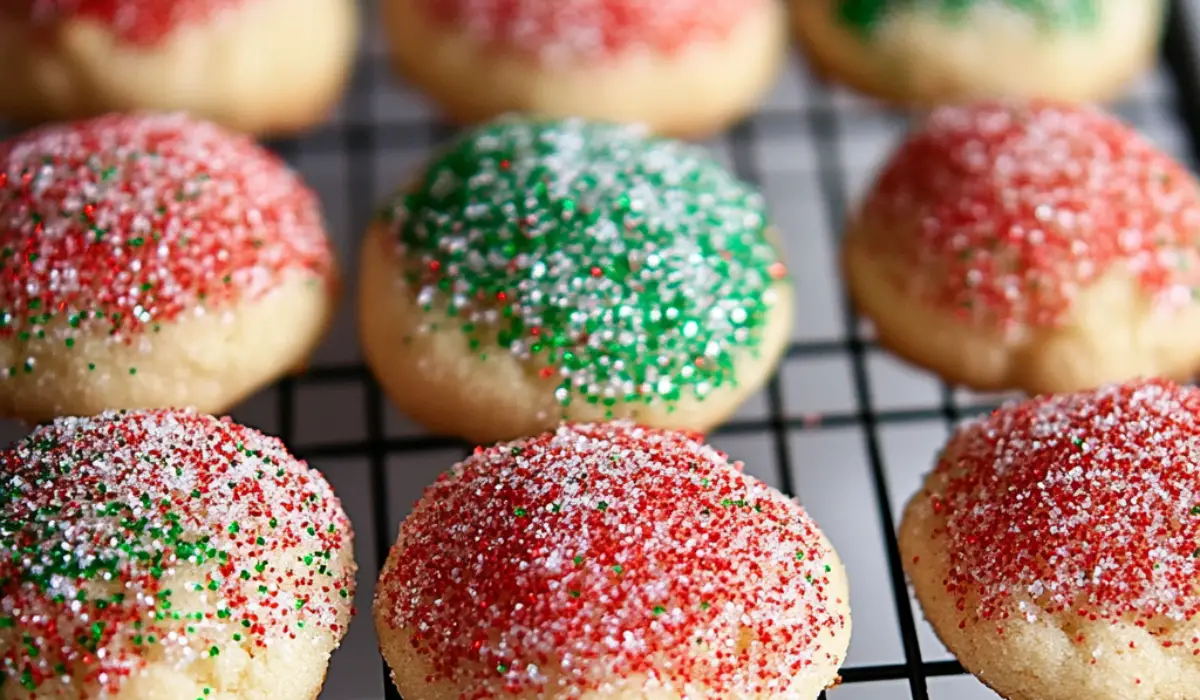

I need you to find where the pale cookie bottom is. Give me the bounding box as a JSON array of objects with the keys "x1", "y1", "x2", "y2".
[
  {"x1": 0, "y1": 0, "x2": 358, "y2": 136},
  {"x1": 0, "y1": 544, "x2": 356, "y2": 699},
  {"x1": 374, "y1": 530, "x2": 851, "y2": 700},
  {"x1": 899, "y1": 471, "x2": 1200, "y2": 700},
  {"x1": 841, "y1": 222, "x2": 1200, "y2": 395},
  {"x1": 792, "y1": 0, "x2": 1163, "y2": 105},
  {"x1": 357, "y1": 225, "x2": 793, "y2": 445},
  {"x1": 380, "y1": 0, "x2": 785, "y2": 139},
  {"x1": 0, "y1": 272, "x2": 336, "y2": 425}
]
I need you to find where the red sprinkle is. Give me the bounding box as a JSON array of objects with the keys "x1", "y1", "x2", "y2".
[
  {"x1": 0, "y1": 113, "x2": 333, "y2": 344},
  {"x1": 0, "y1": 409, "x2": 356, "y2": 696},
  {"x1": 414, "y1": 0, "x2": 764, "y2": 62},
  {"x1": 862, "y1": 101, "x2": 1200, "y2": 331},
  {"x1": 376, "y1": 422, "x2": 848, "y2": 698},
  {"x1": 1, "y1": 0, "x2": 253, "y2": 45},
  {"x1": 928, "y1": 379, "x2": 1200, "y2": 645}
]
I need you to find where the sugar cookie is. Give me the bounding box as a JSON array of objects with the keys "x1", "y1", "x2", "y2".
[
  {"x1": 380, "y1": 0, "x2": 785, "y2": 138},
  {"x1": 0, "y1": 112, "x2": 338, "y2": 423},
  {"x1": 359, "y1": 116, "x2": 792, "y2": 444},
  {"x1": 843, "y1": 100, "x2": 1200, "y2": 395},
  {"x1": 793, "y1": 0, "x2": 1164, "y2": 105},
  {"x1": 0, "y1": 0, "x2": 357, "y2": 135},
  {"x1": 375, "y1": 421, "x2": 851, "y2": 699},
  {"x1": 0, "y1": 408, "x2": 356, "y2": 699},
  {"x1": 900, "y1": 379, "x2": 1200, "y2": 700}
]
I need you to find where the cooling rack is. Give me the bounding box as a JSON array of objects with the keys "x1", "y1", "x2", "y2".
[{"x1": 6, "y1": 1, "x2": 1200, "y2": 698}]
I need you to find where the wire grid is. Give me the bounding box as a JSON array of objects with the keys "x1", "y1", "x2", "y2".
[{"x1": 1, "y1": 1, "x2": 1200, "y2": 699}]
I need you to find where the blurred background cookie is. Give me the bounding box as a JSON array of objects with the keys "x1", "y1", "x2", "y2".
[
  {"x1": 380, "y1": 0, "x2": 785, "y2": 138},
  {"x1": 843, "y1": 100, "x2": 1200, "y2": 395},
  {"x1": 0, "y1": 0, "x2": 358, "y2": 135},
  {"x1": 793, "y1": 0, "x2": 1165, "y2": 105}
]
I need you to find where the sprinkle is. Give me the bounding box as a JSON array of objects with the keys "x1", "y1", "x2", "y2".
[
  {"x1": 0, "y1": 113, "x2": 334, "y2": 363},
  {"x1": 861, "y1": 101, "x2": 1200, "y2": 331},
  {"x1": 380, "y1": 117, "x2": 785, "y2": 414},
  {"x1": 375, "y1": 421, "x2": 847, "y2": 697},
  {"x1": 412, "y1": 0, "x2": 766, "y2": 63},
  {"x1": 0, "y1": 409, "x2": 356, "y2": 696},
  {"x1": 926, "y1": 379, "x2": 1200, "y2": 642},
  {"x1": 836, "y1": 0, "x2": 1099, "y2": 34},
  {"x1": 7, "y1": 0, "x2": 254, "y2": 45}
]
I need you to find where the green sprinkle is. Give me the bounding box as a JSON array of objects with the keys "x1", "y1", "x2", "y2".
[{"x1": 382, "y1": 118, "x2": 784, "y2": 413}]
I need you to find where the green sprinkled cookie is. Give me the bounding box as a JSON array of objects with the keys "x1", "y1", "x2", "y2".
[
  {"x1": 359, "y1": 116, "x2": 792, "y2": 443},
  {"x1": 836, "y1": 0, "x2": 1099, "y2": 34},
  {"x1": 792, "y1": 0, "x2": 1162, "y2": 105},
  {"x1": 0, "y1": 409, "x2": 356, "y2": 699}
]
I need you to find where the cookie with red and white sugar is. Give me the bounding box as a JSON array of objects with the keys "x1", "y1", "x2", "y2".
[
  {"x1": 374, "y1": 421, "x2": 851, "y2": 699},
  {"x1": 0, "y1": 0, "x2": 357, "y2": 135},
  {"x1": 793, "y1": 0, "x2": 1163, "y2": 105},
  {"x1": 380, "y1": 0, "x2": 785, "y2": 138},
  {"x1": 0, "y1": 408, "x2": 356, "y2": 700},
  {"x1": 899, "y1": 378, "x2": 1200, "y2": 700},
  {"x1": 843, "y1": 100, "x2": 1200, "y2": 395},
  {"x1": 0, "y1": 112, "x2": 338, "y2": 423}
]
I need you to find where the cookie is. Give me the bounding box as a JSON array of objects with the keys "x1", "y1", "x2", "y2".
[
  {"x1": 0, "y1": 112, "x2": 338, "y2": 424},
  {"x1": 843, "y1": 100, "x2": 1200, "y2": 395},
  {"x1": 374, "y1": 421, "x2": 851, "y2": 699},
  {"x1": 0, "y1": 0, "x2": 357, "y2": 135},
  {"x1": 0, "y1": 408, "x2": 356, "y2": 699},
  {"x1": 380, "y1": 0, "x2": 785, "y2": 138},
  {"x1": 900, "y1": 379, "x2": 1200, "y2": 700},
  {"x1": 358, "y1": 116, "x2": 792, "y2": 444},
  {"x1": 793, "y1": 0, "x2": 1164, "y2": 105}
]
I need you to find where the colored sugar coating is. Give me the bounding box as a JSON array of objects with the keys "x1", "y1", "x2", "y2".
[
  {"x1": 1, "y1": 0, "x2": 254, "y2": 45},
  {"x1": 377, "y1": 421, "x2": 847, "y2": 697},
  {"x1": 837, "y1": 0, "x2": 1098, "y2": 33},
  {"x1": 0, "y1": 409, "x2": 355, "y2": 696},
  {"x1": 863, "y1": 101, "x2": 1200, "y2": 330},
  {"x1": 379, "y1": 117, "x2": 787, "y2": 412},
  {"x1": 0, "y1": 113, "x2": 332, "y2": 360},
  {"x1": 927, "y1": 379, "x2": 1200, "y2": 643},
  {"x1": 414, "y1": 0, "x2": 762, "y2": 62}
]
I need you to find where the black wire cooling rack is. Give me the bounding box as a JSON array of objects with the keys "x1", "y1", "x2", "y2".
[{"x1": 6, "y1": 1, "x2": 1200, "y2": 698}]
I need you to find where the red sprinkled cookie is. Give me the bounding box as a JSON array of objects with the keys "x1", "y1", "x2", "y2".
[
  {"x1": 0, "y1": 0, "x2": 358, "y2": 135},
  {"x1": 374, "y1": 421, "x2": 851, "y2": 699},
  {"x1": 4, "y1": 0, "x2": 253, "y2": 45},
  {"x1": 0, "y1": 408, "x2": 356, "y2": 699},
  {"x1": 900, "y1": 378, "x2": 1200, "y2": 700},
  {"x1": 380, "y1": 0, "x2": 785, "y2": 137},
  {"x1": 843, "y1": 100, "x2": 1200, "y2": 394},
  {"x1": 413, "y1": 0, "x2": 762, "y2": 61},
  {"x1": 0, "y1": 112, "x2": 338, "y2": 423}
]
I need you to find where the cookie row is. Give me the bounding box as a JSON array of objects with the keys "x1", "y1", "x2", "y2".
[
  {"x1": 0, "y1": 410, "x2": 853, "y2": 699},
  {"x1": 8, "y1": 382, "x2": 1200, "y2": 700},
  {"x1": 0, "y1": 0, "x2": 1171, "y2": 139},
  {"x1": 2, "y1": 101, "x2": 1197, "y2": 434}
]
